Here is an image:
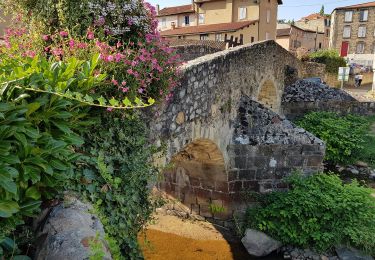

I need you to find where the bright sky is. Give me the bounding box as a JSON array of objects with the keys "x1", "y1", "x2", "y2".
[{"x1": 147, "y1": 0, "x2": 371, "y2": 20}]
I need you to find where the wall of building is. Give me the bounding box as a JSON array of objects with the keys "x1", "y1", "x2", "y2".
[
  {"x1": 158, "y1": 15, "x2": 179, "y2": 31},
  {"x1": 173, "y1": 44, "x2": 224, "y2": 62},
  {"x1": 197, "y1": 0, "x2": 232, "y2": 25},
  {"x1": 276, "y1": 36, "x2": 290, "y2": 50},
  {"x1": 330, "y1": 8, "x2": 375, "y2": 55},
  {"x1": 232, "y1": 0, "x2": 260, "y2": 22},
  {"x1": 258, "y1": 0, "x2": 278, "y2": 40}
]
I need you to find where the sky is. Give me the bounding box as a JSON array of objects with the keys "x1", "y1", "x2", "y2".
[{"x1": 147, "y1": 0, "x2": 371, "y2": 20}]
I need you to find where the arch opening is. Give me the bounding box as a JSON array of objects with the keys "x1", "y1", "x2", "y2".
[
  {"x1": 258, "y1": 80, "x2": 279, "y2": 112},
  {"x1": 160, "y1": 139, "x2": 229, "y2": 218}
]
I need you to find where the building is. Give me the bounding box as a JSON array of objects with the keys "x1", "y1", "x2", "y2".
[
  {"x1": 295, "y1": 13, "x2": 331, "y2": 49},
  {"x1": 157, "y1": 0, "x2": 282, "y2": 44},
  {"x1": 276, "y1": 24, "x2": 326, "y2": 54},
  {"x1": 330, "y1": 1, "x2": 375, "y2": 66}
]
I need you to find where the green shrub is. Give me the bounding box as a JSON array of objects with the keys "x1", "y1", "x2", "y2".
[
  {"x1": 308, "y1": 49, "x2": 347, "y2": 74},
  {"x1": 296, "y1": 112, "x2": 369, "y2": 164},
  {"x1": 71, "y1": 112, "x2": 157, "y2": 259},
  {"x1": 246, "y1": 173, "x2": 375, "y2": 255}
]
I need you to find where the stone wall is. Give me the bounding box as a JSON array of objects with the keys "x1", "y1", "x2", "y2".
[
  {"x1": 174, "y1": 44, "x2": 223, "y2": 62},
  {"x1": 300, "y1": 62, "x2": 326, "y2": 79},
  {"x1": 151, "y1": 41, "x2": 326, "y2": 221},
  {"x1": 281, "y1": 79, "x2": 375, "y2": 119},
  {"x1": 156, "y1": 97, "x2": 325, "y2": 220}
]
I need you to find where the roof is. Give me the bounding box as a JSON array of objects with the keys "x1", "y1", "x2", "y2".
[
  {"x1": 160, "y1": 20, "x2": 258, "y2": 36},
  {"x1": 194, "y1": 0, "x2": 283, "y2": 3},
  {"x1": 158, "y1": 4, "x2": 194, "y2": 16},
  {"x1": 276, "y1": 28, "x2": 291, "y2": 37},
  {"x1": 334, "y1": 1, "x2": 375, "y2": 10},
  {"x1": 276, "y1": 24, "x2": 324, "y2": 37},
  {"x1": 299, "y1": 13, "x2": 329, "y2": 21}
]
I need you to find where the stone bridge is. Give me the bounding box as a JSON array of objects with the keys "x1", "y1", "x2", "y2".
[{"x1": 151, "y1": 40, "x2": 325, "y2": 221}]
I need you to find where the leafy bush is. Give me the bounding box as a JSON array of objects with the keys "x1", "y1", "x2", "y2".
[
  {"x1": 308, "y1": 49, "x2": 347, "y2": 74},
  {"x1": 246, "y1": 173, "x2": 375, "y2": 255},
  {"x1": 71, "y1": 112, "x2": 156, "y2": 259},
  {"x1": 2, "y1": 0, "x2": 155, "y2": 39},
  {"x1": 296, "y1": 112, "x2": 369, "y2": 164}
]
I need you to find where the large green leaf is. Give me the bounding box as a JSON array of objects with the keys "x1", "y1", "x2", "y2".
[
  {"x1": 0, "y1": 177, "x2": 17, "y2": 194},
  {"x1": 25, "y1": 186, "x2": 41, "y2": 200},
  {"x1": 0, "y1": 201, "x2": 19, "y2": 218}
]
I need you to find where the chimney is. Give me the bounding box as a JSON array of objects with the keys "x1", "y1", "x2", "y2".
[
  {"x1": 171, "y1": 22, "x2": 176, "y2": 29},
  {"x1": 156, "y1": 4, "x2": 160, "y2": 15}
]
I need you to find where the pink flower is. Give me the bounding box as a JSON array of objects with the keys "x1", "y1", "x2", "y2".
[
  {"x1": 121, "y1": 87, "x2": 129, "y2": 93},
  {"x1": 121, "y1": 81, "x2": 127, "y2": 86},
  {"x1": 59, "y1": 31, "x2": 68, "y2": 37},
  {"x1": 87, "y1": 30, "x2": 94, "y2": 40},
  {"x1": 107, "y1": 107, "x2": 113, "y2": 112},
  {"x1": 69, "y1": 39, "x2": 75, "y2": 48},
  {"x1": 111, "y1": 79, "x2": 118, "y2": 86},
  {"x1": 138, "y1": 88, "x2": 144, "y2": 93},
  {"x1": 107, "y1": 55, "x2": 114, "y2": 62},
  {"x1": 127, "y1": 69, "x2": 134, "y2": 75},
  {"x1": 127, "y1": 19, "x2": 133, "y2": 26},
  {"x1": 42, "y1": 35, "x2": 49, "y2": 41}
]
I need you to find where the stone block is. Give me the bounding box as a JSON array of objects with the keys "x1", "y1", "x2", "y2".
[
  {"x1": 239, "y1": 169, "x2": 256, "y2": 180},
  {"x1": 214, "y1": 181, "x2": 229, "y2": 192},
  {"x1": 227, "y1": 170, "x2": 239, "y2": 181},
  {"x1": 306, "y1": 156, "x2": 324, "y2": 167},
  {"x1": 243, "y1": 181, "x2": 259, "y2": 191},
  {"x1": 229, "y1": 181, "x2": 243, "y2": 192},
  {"x1": 234, "y1": 156, "x2": 247, "y2": 169}
]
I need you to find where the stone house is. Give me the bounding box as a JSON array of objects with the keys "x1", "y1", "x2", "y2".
[
  {"x1": 157, "y1": 0, "x2": 282, "y2": 44},
  {"x1": 330, "y1": 1, "x2": 375, "y2": 66},
  {"x1": 276, "y1": 24, "x2": 326, "y2": 54},
  {"x1": 295, "y1": 13, "x2": 331, "y2": 49}
]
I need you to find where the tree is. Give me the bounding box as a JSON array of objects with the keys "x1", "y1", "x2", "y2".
[{"x1": 320, "y1": 5, "x2": 325, "y2": 16}]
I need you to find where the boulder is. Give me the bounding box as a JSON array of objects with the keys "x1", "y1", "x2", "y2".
[
  {"x1": 241, "y1": 229, "x2": 282, "y2": 257},
  {"x1": 335, "y1": 246, "x2": 373, "y2": 260},
  {"x1": 34, "y1": 194, "x2": 112, "y2": 260}
]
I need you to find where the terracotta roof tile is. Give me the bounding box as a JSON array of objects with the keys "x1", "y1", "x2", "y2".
[
  {"x1": 276, "y1": 28, "x2": 291, "y2": 37},
  {"x1": 158, "y1": 4, "x2": 194, "y2": 16},
  {"x1": 299, "y1": 13, "x2": 326, "y2": 21},
  {"x1": 335, "y1": 1, "x2": 375, "y2": 10},
  {"x1": 160, "y1": 20, "x2": 258, "y2": 36}
]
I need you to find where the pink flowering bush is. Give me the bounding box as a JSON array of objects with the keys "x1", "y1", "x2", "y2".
[{"x1": 1, "y1": 2, "x2": 180, "y2": 106}]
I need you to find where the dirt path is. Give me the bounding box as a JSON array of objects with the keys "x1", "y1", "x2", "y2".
[{"x1": 138, "y1": 214, "x2": 250, "y2": 260}]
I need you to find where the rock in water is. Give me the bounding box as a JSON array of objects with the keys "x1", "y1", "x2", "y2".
[
  {"x1": 34, "y1": 195, "x2": 112, "y2": 260},
  {"x1": 241, "y1": 229, "x2": 282, "y2": 257},
  {"x1": 335, "y1": 246, "x2": 373, "y2": 260}
]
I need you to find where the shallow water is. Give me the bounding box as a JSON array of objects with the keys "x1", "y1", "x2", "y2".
[{"x1": 139, "y1": 229, "x2": 284, "y2": 260}]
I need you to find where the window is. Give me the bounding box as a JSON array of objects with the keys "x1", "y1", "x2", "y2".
[
  {"x1": 161, "y1": 18, "x2": 167, "y2": 28},
  {"x1": 266, "y1": 32, "x2": 271, "y2": 40},
  {"x1": 344, "y1": 11, "x2": 353, "y2": 22},
  {"x1": 184, "y1": 16, "x2": 190, "y2": 25},
  {"x1": 319, "y1": 43, "x2": 322, "y2": 49},
  {"x1": 356, "y1": 42, "x2": 365, "y2": 54},
  {"x1": 251, "y1": 37, "x2": 255, "y2": 43},
  {"x1": 215, "y1": 33, "x2": 223, "y2": 42},
  {"x1": 360, "y1": 9, "x2": 368, "y2": 21},
  {"x1": 358, "y1": 26, "x2": 367, "y2": 38},
  {"x1": 200, "y1": 34, "x2": 208, "y2": 40},
  {"x1": 239, "y1": 7, "x2": 247, "y2": 20},
  {"x1": 343, "y1": 26, "x2": 351, "y2": 38},
  {"x1": 199, "y1": 13, "x2": 205, "y2": 24},
  {"x1": 266, "y1": 9, "x2": 271, "y2": 23},
  {"x1": 326, "y1": 29, "x2": 330, "y2": 37}
]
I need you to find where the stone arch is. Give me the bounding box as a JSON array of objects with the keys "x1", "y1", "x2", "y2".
[
  {"x1": 257, "y1": 79, "x2": 280, "y2": 112},
  {"x1": 161, "y1": 139, "x2": 229, "y2": 215}
]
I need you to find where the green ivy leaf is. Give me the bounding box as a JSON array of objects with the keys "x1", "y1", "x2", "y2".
[
  {"x1": 98, "y1": 96, "x2": 107, "y2": 106},
  {"x1": 122, "y1": 98, "x2": 132, "y2": 107},
  {"x1": 109, "y1": 98, "x2": 119, "y2": 107},
  {"x1": 25, "y1": 186, "x2": 41, "y2": 200},
  {"x1": 0, "y1": 201, "x2": 20, "y2": 218}
]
